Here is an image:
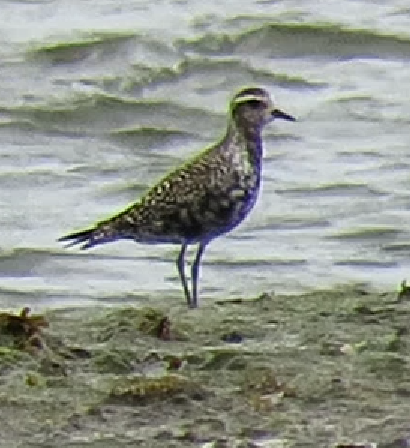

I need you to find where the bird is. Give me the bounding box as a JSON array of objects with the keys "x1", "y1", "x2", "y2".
[{"x1": 58, "y1": 87, "x2": 295, "y2": 308}]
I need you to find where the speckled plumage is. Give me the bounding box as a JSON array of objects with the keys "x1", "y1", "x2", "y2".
[{"x1": 59, "y1": 87, "x2": 295, "y2": 308}]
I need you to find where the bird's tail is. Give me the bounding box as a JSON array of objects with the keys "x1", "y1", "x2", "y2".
[{"x1": 58, "y1": 212, "x2": 133, "y2": 250}]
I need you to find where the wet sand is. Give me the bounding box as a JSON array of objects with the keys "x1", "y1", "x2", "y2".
[{"x1": 1, "y1": 284, "x2": 410, "y2": 448}]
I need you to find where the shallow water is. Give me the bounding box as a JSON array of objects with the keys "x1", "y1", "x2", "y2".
[{"x1": 1, "y1": 0, "x2": 410, "y2": 305}]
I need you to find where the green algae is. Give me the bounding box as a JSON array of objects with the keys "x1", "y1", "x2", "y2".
[
  {"x1": 93, "y1": 348, "x2": 138, "y2": 374},
  {"x1": 199, "y1": 347, "x2": 245, "y2": 370},
  {"x1": 0, "y1": 346, "x2": 33, "y2": 373},
  {"x1": 108, "y1": 374, "x2": 203, "y2": 405},
  {"x1": 397, "y1": 279, "x2": 410, "y2": 302}
]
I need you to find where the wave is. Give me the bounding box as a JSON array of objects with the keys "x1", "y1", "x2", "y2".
[
  {"x1": 327, "y1": 227, "x2": 402, "y2": 241},
  {"x1": 27, "y1": 31, "x2": 140, "y2": 65},
  {"x1": 275, "y1": 183, "x2": 387, "y2": 198},
  {"x1": 0, "y1": 247, "x2": 170, "y2": 266},
  {"x1": 144, "y1": 57, "x2": 324, "y2": 89},
  {"x1": 176, "y1": 22, "x2": 410, "y2": 60},
  {"x1": 242, "y1": 217, "x2": 331, "y2": 234},
  {"x1": 109, "y1": 126, "x2": 200, "y2": 149},
  {"x1": 382, "y1": 243, "x2": 410, "y2": 252},
  {"x1": 208, "y1": 258, "x2": 307, "y2": 268},
  {"x1": 334, "y1": 259, "x2": 397, "y2": 267}
]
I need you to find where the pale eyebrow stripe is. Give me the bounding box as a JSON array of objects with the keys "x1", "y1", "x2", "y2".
[{"x1": 233, "y1": 94, "x2": 266, "y2": 104}]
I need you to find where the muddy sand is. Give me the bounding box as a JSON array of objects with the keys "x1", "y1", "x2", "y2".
[{"x1": 1, "y1": 284, "x2": 410, "y2": 448}]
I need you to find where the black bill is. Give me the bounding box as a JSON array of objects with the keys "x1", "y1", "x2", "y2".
[{"x1": 272, "y1": 108, "x2": 296, "y2": 121}]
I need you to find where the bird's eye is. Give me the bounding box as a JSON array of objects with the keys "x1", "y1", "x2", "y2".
[{"x1": 246, "y1": 99, "x2": 264, "y2": 109}]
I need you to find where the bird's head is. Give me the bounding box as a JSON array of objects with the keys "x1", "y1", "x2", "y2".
[{"x1": 230, "y1": 87, "x2": 295, "y2": 129}]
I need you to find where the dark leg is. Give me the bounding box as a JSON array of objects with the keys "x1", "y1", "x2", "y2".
[
  {"x1": 191, "y1": 242, "x2": 207, "y2": 308},
  {"x1": 177, "y1": 244, "x2": 191, "y2": 307}
]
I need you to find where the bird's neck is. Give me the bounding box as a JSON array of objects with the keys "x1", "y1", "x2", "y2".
[{"x1": 225, "y1": 121, "x2": 263, "y2": 168}]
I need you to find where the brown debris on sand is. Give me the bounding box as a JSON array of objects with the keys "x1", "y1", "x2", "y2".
[{"x1": 0, "y1": 307, "x2": 48, "y2": 352}]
